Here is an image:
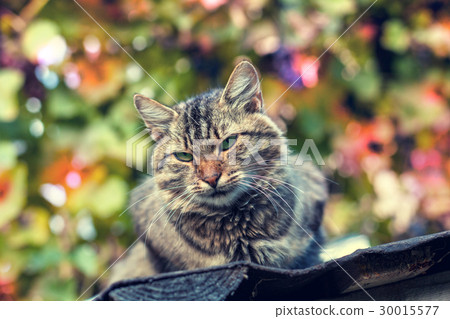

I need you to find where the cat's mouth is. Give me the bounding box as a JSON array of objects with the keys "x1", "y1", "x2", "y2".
[
  {"x1": 202, "y1": 183, "x2": 235, "y2": 197},
  {"x1": 194, "y1": 182, "x2": 242, "y2": 205}
]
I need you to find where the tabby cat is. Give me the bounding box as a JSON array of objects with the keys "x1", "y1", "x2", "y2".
[{"x1": 109, "y1": 61, "x2": 327, "y2": 283}]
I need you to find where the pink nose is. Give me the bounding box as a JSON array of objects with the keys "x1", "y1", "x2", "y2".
[{"x1": 202, "y1": 173, "x2": 221, "y2": 188}]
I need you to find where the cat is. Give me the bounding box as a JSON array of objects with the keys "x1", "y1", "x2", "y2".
[{"x1": 109, "y1": 61, "x2": 328, "y2": 284}]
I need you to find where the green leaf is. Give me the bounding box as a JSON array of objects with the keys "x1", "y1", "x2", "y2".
[
  {"x1": 313, "y1": 0, "x2": 356, "y2": 16},
  {"x1": 0, "y1": 165, "x2": 27, "y2": 227},
  {"x1": 8, "y1": 207, "x2": 50, "y2": 248},
  {"x1": 39, "y1": 276, "x2": 77, "y2": 301},
  {"x1": 71, "y1": 244, "x2": 98, "y2": 277},
  {"x1": 21, "y1": 19, "x2": 60, "y2": 61},
  {"x1": 0, "y1": 69, "x2": 24, "y2": 121},
  {"x1": 298, "y1": 109, "x2": 324, "y2": 139},
  {"x1": 68, "y1": 175, "x2": 128, "y2": 219},
  {"x1": 27, "y1": 245, "x2": 64, "y2": 273},
  {"x1": 47, "y1": 88, "x2": 86, "y2": 119},
  {"x1": 381, "y1": 20, "x2": 410, "y2": 53},
  {"x1": 89, "y1": 176, "x2": 128, "y2": 218},
  {"x1": 348, "y1": 66, "x2": 381, "y2": 102},
  {"x1": 0, "y1": 142, "x2": 17, "y2": 169}
]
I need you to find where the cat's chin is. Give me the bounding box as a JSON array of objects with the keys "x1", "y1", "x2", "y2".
[{"x1": 194, "y1": 185, "x2": 243, "y2": 207}]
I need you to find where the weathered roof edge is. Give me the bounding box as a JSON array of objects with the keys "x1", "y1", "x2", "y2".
[{"x1": 95, "y1": 230, "x2": 450, "y2": 301}]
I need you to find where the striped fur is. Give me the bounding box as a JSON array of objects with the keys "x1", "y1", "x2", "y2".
[{"x1": 109, "y1": 62, "x2": 328, "y2": 284}]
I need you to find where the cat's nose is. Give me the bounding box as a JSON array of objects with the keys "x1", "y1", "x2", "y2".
[
  {"x1": 202, "y1": 173, "x2": 221, "y2": 189},
  {"x1": 198, "y1": 160, "x2": 222, "y2": 188}
]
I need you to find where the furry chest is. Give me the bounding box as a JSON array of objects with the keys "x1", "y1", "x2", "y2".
[{"x1": 175, "y1": 194, "x2": 293, "y2": 262}]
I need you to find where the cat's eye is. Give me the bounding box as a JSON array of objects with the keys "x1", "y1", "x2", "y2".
[
  {"x1": 174, "y1": 152, "x2": 193, "y2": 162},
  {"x1": 221, "y1": 135, "x2": 238, "y2": 151}
]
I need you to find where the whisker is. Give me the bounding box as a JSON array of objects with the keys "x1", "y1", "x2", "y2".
[
  {"x1": 120, "y1": 184, "x2": 188, "y2": 216},
  {"x1": 242, "y1": 165, "x2": 285, "y2": 174},
  {"x1": 250, "y1": 180, "x2": 297, "y2": 219},
  {"x1": 174, "y1": 193, "x2": 197, "y2": 243},
  {"x1": 237, "y1": 180, "x2": 279, "y2": 216},
  {"x1": 118, "y1": 193, "x2": 153, "y2": 217},
  {"x1": 164, "y1": 192, "x2": 195, "y2": 228},
  {"x1": 242, "y1": 163, "x2": 283, "y2": 170},
  {"x1": 245, "y1": 178, "x2": 281, "y2": 215},
  {"x1": 241, "y1": 176, "x2": 296, "y2": 216},
  {"x1": 144, "y1": 188, "x2": 192, "y2": 243},
  {"x1": 295, "y1": 165, "x2": 340, "y2": 185},
  {"x1": 242, "y1": 161, "x2": 340, "y2": 186},
  {"x1": 249, "y1": 175, "x2": 306, "y2": 213},
  {"x1": 250, "y1": 176, "x2": 283, "y2": 199},
  {"x1": 250, "y1": 174, "x2": 305, "y2": 194}
]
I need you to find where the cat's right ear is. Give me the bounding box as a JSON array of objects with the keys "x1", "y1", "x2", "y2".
[
  {"x1": 220, "y1": 61, "x2": 263, "y2": 113},
  {"x1": 134, "y1": 94, "x2": 178, "y2": 140}
]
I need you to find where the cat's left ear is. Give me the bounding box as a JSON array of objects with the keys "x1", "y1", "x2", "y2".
[{"x1": 220, "y1": 61, "x2": 263, "y2": 113}]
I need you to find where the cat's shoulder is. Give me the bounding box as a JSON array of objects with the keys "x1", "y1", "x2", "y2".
[
  {"x1": 288, "y1": 159, "x2": 328, "y2": 201},
  {"x1": 130, "y1": 176, "x2": 156, "y2": 203},
  {"x1": 129, "y1": 176, "x2": 160, "y2": 225}
]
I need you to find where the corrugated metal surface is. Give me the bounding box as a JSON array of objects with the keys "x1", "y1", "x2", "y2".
[{"x1": 96, "y1": 230, "x2": 450, "y2": 301}]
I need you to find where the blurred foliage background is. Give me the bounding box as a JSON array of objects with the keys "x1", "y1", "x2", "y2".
[{"x1": 0, "y1": 0, "x2": 449, "y2": 300}]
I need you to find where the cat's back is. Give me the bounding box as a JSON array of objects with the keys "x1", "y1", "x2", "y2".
[
  {"x1": 278, "y1": 159, "x2": 327, "y2": 268},
  {"x1": 288, "y1": 159, "x2": 328, "y2": 233},
  {"x1": 289, "y1": 159, "x2": 328, "y2": 205}
]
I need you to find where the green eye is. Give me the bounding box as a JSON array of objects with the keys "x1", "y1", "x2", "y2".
[
  {"x1": 221, "y1": 135, "x2": 237, "y2": 151},
  {"x1": 174, "y1": 152, "x2": 193, "y2": 162}
]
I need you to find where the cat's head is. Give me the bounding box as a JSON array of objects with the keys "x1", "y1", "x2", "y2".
[{"x1": 134, "y1": 61, "x2": 287, "y2": 208}]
